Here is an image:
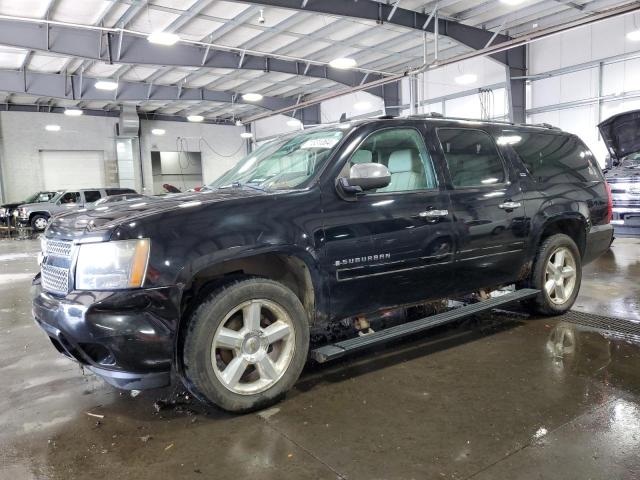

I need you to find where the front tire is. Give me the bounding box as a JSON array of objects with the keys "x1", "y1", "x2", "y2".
[
  {"x1": 526, "y1": 234, "x2": 582, "y2": 315},
  {"x1": 182, "y1": 278, "x2": 309, "y2": 413},
  {"x1": 31, "y1": 214, "x2": 49, "y2": 231}
]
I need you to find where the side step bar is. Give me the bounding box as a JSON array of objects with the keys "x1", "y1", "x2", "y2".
[{"x1": 310, "y1": 288, "x2": 540, "y2": 363}]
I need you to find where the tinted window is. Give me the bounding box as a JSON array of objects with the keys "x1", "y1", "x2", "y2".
[
  {"x1": 84, "y1": 190, "x2": 102, "y2": 203},
  {"x1": 106, "y1": 188, "x2": 135, "y2": 195},
  {"x1": 509, "y1": 132, "x2": 601, "y2": 183},
  {"x1": 347, "y1": 128, "x2": 437, "y2": 192},
  {"x1": 59, "y1": 192, "x2": 80, "y2": 204},
  {"x1": 437, "y1": 129, "x2": 505, "y2": 188}
]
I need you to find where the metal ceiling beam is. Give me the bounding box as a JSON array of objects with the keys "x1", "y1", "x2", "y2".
[
  {"x1": 229, "y1": 0, "x2": 516, "y2": 65},
  {"x1": 0, "y1": 18, "x2": 385, "y2": 89},
  {"x1": 0, "y1": 69, "x2": 298, "y2": 111}
]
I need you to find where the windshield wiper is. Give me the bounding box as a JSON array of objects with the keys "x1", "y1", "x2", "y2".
[{"x1": 228, "y1": 181, "x2": 268, "y2": 192}]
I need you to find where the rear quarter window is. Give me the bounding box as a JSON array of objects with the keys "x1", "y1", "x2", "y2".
[{"x1": 509, "y1": 132, "x2": 602, "y2": 183}]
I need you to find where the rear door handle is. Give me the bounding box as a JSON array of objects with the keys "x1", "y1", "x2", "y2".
[
  {"x1": 498, "y1": 201, "x2": 522, "y2": 210},
  {"x1": 419, "y1": 209, "x2": 449, "y2": 218}
]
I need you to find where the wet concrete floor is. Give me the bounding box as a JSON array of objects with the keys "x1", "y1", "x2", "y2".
[{"x1": 1, "y1": 237, "x2": 640, "y2": 479}]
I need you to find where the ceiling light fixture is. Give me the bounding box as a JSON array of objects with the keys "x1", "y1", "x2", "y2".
[
  {"x1": 329, "y1": 57, "x2": 358, "y2": 69},
  {"x1": 242, "y1": 93, "x2": 263, "y2": 102},
  {"x1": 240, "y1": 132, "x2": 254, "y2": 139},
  {"x1": 151, "y1": 128, "x2": 166, "y2": 135},
  {"x1": 627, "y1": 29, "x2": 640, "y2": 41},
  {"x1": 235, "y1": 120, "x2": 243, "y2": 126},
  {"x1": 187, "y1": 115, "x2": 204, "y2": 122},
  {"x1": 147, "y1": 31, "x2": 180, "y2": 46},
  {"x1": 500, "y1": 0, "x2": 526, "y2": 5},
  {"x1": 45, "y1": 125, "x2": 60, "y2": 132},
  {"x1": 95, "y1": 80, "x2": 118, "y2": 91},
  {"x1": 454, "y1": 73, "x2": 478, "y2": 85},
  {"x1": 64, "y1": 108, "x2": 83, "y2": 116},
  {"x1": 353, "y1": 101, "x2": 372, "y2": 111}
]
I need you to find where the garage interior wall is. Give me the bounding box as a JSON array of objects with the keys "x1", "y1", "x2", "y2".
[
  {"x1": 527, "y1": 14, "x2": 640, "y2": 165},
  {"x1": 139, "y1": 120, "x2": 246, "y2": 195},
  {"x1": 0, "y1": 111, "x2": 119, "y2": 202}
]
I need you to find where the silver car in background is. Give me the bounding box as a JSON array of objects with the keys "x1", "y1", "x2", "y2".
[{"x1": 18, "y1": 187, "x2": 137, "y2": 231}]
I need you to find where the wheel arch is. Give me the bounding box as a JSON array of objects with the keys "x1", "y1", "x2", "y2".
[
  {"x1": 173, "y1": 246, "x2": 325, "y2": 378},
  {"x1": 535, "y1": 214, "x2": 588, "y2": 257}
]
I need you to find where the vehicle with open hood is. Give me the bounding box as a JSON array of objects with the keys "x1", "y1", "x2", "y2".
[{"x1": 599, "y1": 109, "x2": 640, "y2": 233}]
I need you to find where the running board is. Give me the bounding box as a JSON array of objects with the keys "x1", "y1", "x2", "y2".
[{"x1": 310, "y1": 288, "x2": 540, "y2": 363}]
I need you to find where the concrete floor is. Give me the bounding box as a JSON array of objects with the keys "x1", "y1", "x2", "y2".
[{"x1": 1, "y1": 238, "x2": 640, "y2": 480}]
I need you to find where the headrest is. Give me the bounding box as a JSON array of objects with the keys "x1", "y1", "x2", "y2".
[
  {"x1": 351, "y1": 150, "x2": 372, "y2": 164},
  {"x1": 388, "y1": 150, "x2": 413, "y2": 173}
]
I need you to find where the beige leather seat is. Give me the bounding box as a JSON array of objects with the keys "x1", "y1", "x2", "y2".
[
  {"x1": 350, "y1": 149, "x2": 372, "y2": 165},
  {"x1": 378, "y1": 149, "x2": 426, "y2": 192}
]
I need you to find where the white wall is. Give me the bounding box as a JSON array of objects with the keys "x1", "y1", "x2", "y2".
[
  {"x1": 528, "y1": 14, "x2": 640, "y2": 164},
  {"x1": 400, "y1": 56, "x2": 509, "y2": 120},
  {"x1": 321, "y1": 91, "x2": 385, "y2": 123},
  {"x1": 0, "y1": 112, "x2": 247, "y2": 202},
  {"x1": 137, "y1": 119, "x2": 246, "y2": 195},
  {"x1": 254, "y1": 114, "x2": 303, "y2": 142},
  {"x1": 0, "y1": 111, "x2": 119, "y2": 202}
]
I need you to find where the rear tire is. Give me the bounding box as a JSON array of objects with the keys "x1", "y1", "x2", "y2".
[
  {"x1": 182, "y1": 277, "x2": 309, "y2": 413},
  {"x1": 525, "y1": 234, "x2": 582, "y2": 316},
  {"x1": 31, "y1": 214, "x2": 49, "y2": 231}
]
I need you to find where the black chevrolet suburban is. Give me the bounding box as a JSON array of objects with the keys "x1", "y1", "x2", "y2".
[{"x1": 32, "y1": 117, "x2": 613, "y2": 412}]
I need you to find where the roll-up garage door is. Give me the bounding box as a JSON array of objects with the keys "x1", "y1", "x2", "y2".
[{"x1": 40, "y1": 150, "x2": 105, "y2": 190}]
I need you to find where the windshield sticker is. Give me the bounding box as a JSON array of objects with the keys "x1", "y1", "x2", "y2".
[{"x1": 301, "y1": 137, "x2": 339, "y2": 149}]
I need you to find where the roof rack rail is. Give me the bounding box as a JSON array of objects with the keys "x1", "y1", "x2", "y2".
[{"x1": 534, "y1": 122, "x2": 561, "y2": 130}]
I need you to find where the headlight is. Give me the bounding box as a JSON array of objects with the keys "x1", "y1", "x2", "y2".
[
  {"x1": 75, "y1": 239, "x2": 150, "y2": 290},
  {"x1": 0, "y1": 208, "x2": 5, "y2": 217},
  {"x1": 12, "y1": 210, "x2": 18, "y2": 217}
]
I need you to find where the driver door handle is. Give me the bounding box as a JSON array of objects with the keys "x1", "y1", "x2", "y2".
[
  {"x1": 498, "y1": 201, "x2": 522, "y2": 210},
  {"x1": 419, "y1": 209, "x2": 449, "y2": 218}
]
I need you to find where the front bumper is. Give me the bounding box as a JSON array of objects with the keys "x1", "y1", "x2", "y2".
[{"x1": 32, "y1": 276, "x2": 182, "y2": 390}]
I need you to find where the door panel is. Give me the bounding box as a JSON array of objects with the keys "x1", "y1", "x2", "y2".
[
  {"x1": 321, "y1": 125, "x2": 455, "y2": 321},
  {"x1": 432, "y1": 127, "x2": 528, "y2": 292}
]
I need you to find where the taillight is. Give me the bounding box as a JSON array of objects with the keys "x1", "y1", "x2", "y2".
[{"x1": 605, "y1": 182, "x2": 613, "y2": 224}]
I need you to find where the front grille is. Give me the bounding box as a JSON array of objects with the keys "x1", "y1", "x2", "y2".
[
  {"x1": 41, "y1": 264, "x2": 70, "y2": 295},
  {"x1": 46, "y1": 240, "x2": 73, "y2": 259}
]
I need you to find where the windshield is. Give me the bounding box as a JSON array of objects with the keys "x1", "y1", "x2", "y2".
[
  {"x1": 24, "y1": 191, "x2": 55, "y2": 203},
  {"x1": 621, "y1": 153, "x2": 640, "y2": 168},
  {"x1": 209, "y1": 129, "x2": 345, "y2": 191}
]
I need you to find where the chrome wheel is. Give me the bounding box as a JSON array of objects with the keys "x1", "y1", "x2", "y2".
[
  {"x1": 211, "y1": 299, "x2": 296, "y2": 395},
  {"x1": 544, "y1": 247, "x2": 577, "y2": 305},
  {"x1": 33, "y1": 217, "x2": 48, "y2": 230}
]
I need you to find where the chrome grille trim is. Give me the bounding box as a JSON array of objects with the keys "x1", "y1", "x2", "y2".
[
  {"x1": 46, "y1": 239, "x2": 73, "y2": 259},
  {"x1": 41, "y1": 264, "x2": 70, "y2": 295}
]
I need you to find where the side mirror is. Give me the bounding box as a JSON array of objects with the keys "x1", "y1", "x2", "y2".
[{"x1": 340, "y1": 163, "x2": 391, "y2": 195}]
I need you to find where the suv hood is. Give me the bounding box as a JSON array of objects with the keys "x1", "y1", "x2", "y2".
[
  {"x1": 48, "y1": 189, "x2": 268, "y2": 238},
  {"x1": 598, "y1": 109, "x2": 640, "y2": 161}
]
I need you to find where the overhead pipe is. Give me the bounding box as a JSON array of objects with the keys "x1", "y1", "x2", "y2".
[{"x1": 242, "y1": 1, "x2": 640, "y2": 124}]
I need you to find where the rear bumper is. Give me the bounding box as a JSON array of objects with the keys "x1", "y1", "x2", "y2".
[
  {"x1": 32, "y1": 276, "x2": 181, "y2": 390},
  {"x1": 583, "y1": 224, "x2": 614, "y2": 264}
]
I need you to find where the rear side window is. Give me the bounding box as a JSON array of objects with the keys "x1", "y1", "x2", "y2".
[
  {"x1": 436, "y1": 128, "x2": 506, "y2": 188},
  {"x1": 83, "y1": 190, "x2": 102, "y2": 203},
  {"x1": 509, "y1": 132, "x2": 601, "y2": 183}
]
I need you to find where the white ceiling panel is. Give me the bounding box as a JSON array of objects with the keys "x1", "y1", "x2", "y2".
[
  {"x1": 154, "y1": 70, "x2": 193, "y2": 85},
  {"x1": 286, "y1": 14, "x2": 336, "y2": 35},
  {"x1": 186, "y1": 73, "x2": 223, "y2": 87},
  {"x1": 201, "y1": 1, "x2": 252, "y2": 20},
  {"x1": 86, "y1": 63, "x2": 123, "y2": 77},
  {"x1": 121, "y1": 66, "x2": 160, "y2": 82},
  {"x1": 153, "y1": 0, "x2": 199, "y2": 10},
  {"x1": 0, "y1": 0, "x2": 50, "y2": 18},
  {"x1": 128, "y1": 8, "x2": 179, "y2": 34},
  {"x1": 53, "y1": 0, "x2": 112, "y2": 24},
  {"x1": 28, "y1": 54, "x2": 69, "y2": 73},
  {"x1": 177, "y1": 17, "x2": 225, "y2": 41},
  {"x1": 257, "y1": 33, "x2": 298, "y2": 53},
  {"x1": 213, "y1": 25, "x2": 263, "y2": 46},
  {"x1": 0, "y1": 46, "x2": 28, "y2": 69}
]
